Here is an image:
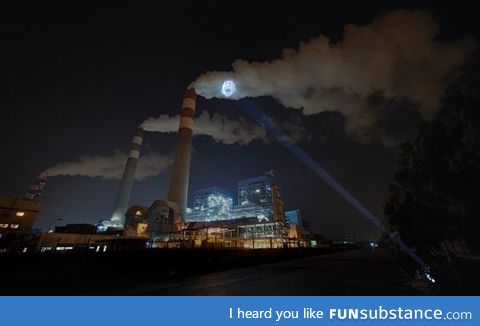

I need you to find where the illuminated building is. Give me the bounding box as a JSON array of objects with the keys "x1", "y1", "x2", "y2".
[
  {"x1": 186, "y1": 187, "x2": 233, "y2": 221},
  {"x1": 229, "y1": 202, "x2": 270, "y2": 221},
  {"x1": 285, "y1": 209, "x2": 303, "y2": 228},
  {"x1": 124, "y1": 206, "x2": 148, "y2": 237},
  {"x1": 182, "y1": 218, "x2": 288, "y2": 249},
  {"x1": 147, "y1": 200, "x2": 179, "y2": 240},
  {"x1": 237, "y1": 175, "x2": 274, "y2": 219},
  {"x1": 0, "y1": 196, "x2": 40, "y2": 237}
]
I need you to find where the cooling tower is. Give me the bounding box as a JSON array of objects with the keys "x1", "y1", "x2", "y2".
[
  {"x1": 110, "y1": 127, "x2": 144, "y2": 226},
  {"x1": 167, "y1": 88, "x2": 196, "y2": 220}
]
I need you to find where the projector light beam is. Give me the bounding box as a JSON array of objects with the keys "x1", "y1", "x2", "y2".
[{"x1": 236, "y1": 99, "x2": 430, "y2": 272}]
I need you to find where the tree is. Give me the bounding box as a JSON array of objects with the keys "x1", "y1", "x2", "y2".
[{"x1": 385, "y1": 52, "x2": 480, "y2": 254}]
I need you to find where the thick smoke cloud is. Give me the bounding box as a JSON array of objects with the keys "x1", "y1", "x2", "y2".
[
  {"x1": 46, "y1": 151, "x2": 172, "y2": 181},
  {"x1": 192, "y1": 10, "x2": 475, "y2": 145},
  {"x1": 141, "y1": 110, "x2": 269, "y2": 145}
]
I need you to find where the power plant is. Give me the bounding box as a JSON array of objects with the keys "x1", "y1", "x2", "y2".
[{"x1": 1, "y1": 87, "x2": 312, "y2": 253}]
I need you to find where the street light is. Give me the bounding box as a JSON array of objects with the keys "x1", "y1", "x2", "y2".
[{"x1": 47, "y1": 218, "x2": 63, "y2": 233}]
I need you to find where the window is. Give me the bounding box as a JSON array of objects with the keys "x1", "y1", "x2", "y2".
[
  {"x1": 10, "y1": 224, "x2": 19, "y2": 229},
  {"x1": 0, "y1": 224, "x2": 8, "y2": 228},
  {"x1": 16, "y1": 211, "x2": 25, "y2": 217}
]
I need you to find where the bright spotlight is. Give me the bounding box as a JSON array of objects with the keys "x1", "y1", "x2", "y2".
[{"x1": 221, "y1": 80, "x2": 236, "y2": 97}]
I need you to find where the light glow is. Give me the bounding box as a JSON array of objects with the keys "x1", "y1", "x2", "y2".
[{"x1": 221, "y1": 80, "x2": 236, "y2": 97}]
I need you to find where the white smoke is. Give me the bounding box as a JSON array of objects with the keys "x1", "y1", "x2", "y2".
[
  {"x1": 46, "y1": 151, "x2": 172, "y2": 181},
  {"x1": 141, "y1": 110, "x2": 269, "y2": 145},
  {"x1": 191, "y1": 10, "x2": 475, "y2": 145}
]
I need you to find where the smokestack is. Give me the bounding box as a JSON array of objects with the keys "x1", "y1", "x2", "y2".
[
  {"x1": 110, "y1": 127, "x2": 144, "y2": 226},
  {"x1": 167, "y1": 88, "x2": 196, "y2": 220}
]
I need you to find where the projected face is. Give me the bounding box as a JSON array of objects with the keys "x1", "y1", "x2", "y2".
[{"x1": 221, "y1": 80, "x2": 236, "y2": 97}]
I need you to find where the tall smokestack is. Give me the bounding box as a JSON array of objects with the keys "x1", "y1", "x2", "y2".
[
  {"x1": 167, "y1": 88, "x2": 196, "y2": 220},
  {"x1": 110, "y1": 127, "x2": 144, "y2": 226}
]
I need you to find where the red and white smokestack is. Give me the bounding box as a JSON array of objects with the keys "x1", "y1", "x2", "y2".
[
  {"x1": 111, "y1": 127, "x2": 144, "y2": 226},
  {"x1": 167, "y1": 88, "x2": 196, "y2": 220}
]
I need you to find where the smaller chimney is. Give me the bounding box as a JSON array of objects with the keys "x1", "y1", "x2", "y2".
[{"x1": 111, "y1": 127, "x2": 144, "y2": 226}]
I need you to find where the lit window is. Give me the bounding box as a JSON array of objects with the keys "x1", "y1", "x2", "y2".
[
  {"x1": 16, "y1": 211, "x2": 25, "y2": 217},
  {"x1": 135, "y1": 210, "x2": 143, "y2": 216},
  {"x1": 10, "y1": 224, "x2": 19, "y2": 229},
  {"x1": 0, "y1": 224, "x2": 8, "y2": 228}
]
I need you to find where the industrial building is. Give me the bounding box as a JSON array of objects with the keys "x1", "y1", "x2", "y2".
[
  {"x1": 120, "y1": 174, "x2": 306, "y2": 248},
  {"x1": 238, "y1": 175, "x2": 273, "y2": 213},
  {"x1": 0, "y1": 197, "x2": 40, "y2": 236},
  {"x1": 1, "y1": 88, "x2": 312, "y2": 254},
  {"x1": 185, "y1": 187, "x2": 234, "y2": 222},
  {"x1": 0, "y1": 174, "x2": 46, "y2": 253},
  {"x1": 108, "y1": 87, "x2": 309, "y2": 248},
  {"x1": 0, "y1": 197, "x2": 40, "y2": 241}
]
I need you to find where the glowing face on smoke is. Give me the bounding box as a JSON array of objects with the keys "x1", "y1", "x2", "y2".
[{"x1": 221, "y1": 80, "x2": 236, "y2": 97}]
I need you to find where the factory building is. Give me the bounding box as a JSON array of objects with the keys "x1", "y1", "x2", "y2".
[
  {"x1": 99, "y1": 87, "x2": 309, "y2": 248},
  {"x1": 179, "y1": 217, "x2": 288, "y2": 249},
  {"x1": 237, "y1": 175, "x2": 274, "y2": 218},
  {"x1": 228, "y1": 202, "x2": 271, "y2": 221},
  {"x1": 135, "y1": 174, "x2": 307, "y2": 248},
  {"x1": 185, "y1": 176, "x2": 286, "y2": 223},
  {"x1": 1, "y1": 88, "x2": 311, "y2": 254},
  {"x1": 123, "y1": 205, "x2": 148, "y2": 237},
  {"x1": 285, "y1": 209, "x2": 304, "y2": 239},
  {"x1": 146, "y1": 200, "x2": 179, "y2": 240},
  {"x1": 185, "y1": 187, "x2": 233, "y2": 222},
  {"x1": 0, "y1": 196, "x2": 40, "y2": 237},
  {"x1": 36, "y1": 232, "x2": 118, "y2": 253}
]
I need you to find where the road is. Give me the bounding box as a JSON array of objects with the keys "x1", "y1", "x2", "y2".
[{"x1": 99, "y1": 249, "x2": 418, "y2": 295}]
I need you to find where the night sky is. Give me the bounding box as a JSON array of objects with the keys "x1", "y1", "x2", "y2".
[{"x1": 1, "y1": 1, "x2": 479, "y2": 239}]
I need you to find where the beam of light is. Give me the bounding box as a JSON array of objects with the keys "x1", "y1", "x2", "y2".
[{"x1": 236, "y1": 98, "x2": 430, "y2": 272}]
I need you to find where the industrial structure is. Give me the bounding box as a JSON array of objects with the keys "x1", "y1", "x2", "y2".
[
  {"x1": 120, "y1": 174, "x2": 307, "y2": 249},
  {"x1": 110, "y1": 127, "x2": 144, "y2": 226},
  {"x1": 0, "y1": 174, "x2": 46, "y2": 253},
  {"x1": 186, "y1": 187, "x2": 234, "y2": 222},
  {"x1": 0, "y1": 197, "x2": 40, "y2": 238},
  {"x1": 167, "y1": 88, "x2": 197, "y2": 219},
  {"x1": 1, "y1": 87, "x2": 313, "y2": 254}
]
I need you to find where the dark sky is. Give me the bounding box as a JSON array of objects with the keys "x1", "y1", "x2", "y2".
[{"x1": 1, "y1": 1, "x2": 478, "y2": 239}]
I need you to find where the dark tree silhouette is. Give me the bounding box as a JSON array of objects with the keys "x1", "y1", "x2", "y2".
[{"x1": 385, "y1": 53, "x2": 480, "y2": 255}]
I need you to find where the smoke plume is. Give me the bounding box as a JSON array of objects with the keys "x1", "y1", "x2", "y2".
[
  {"x1": 46, "y1": 151, "x2": 172, "y2": 181},
  {"x1": 141, "y1": 110, "x2": 269, "y2": 145},
  {"x1": 191, "y1": 10, "x2": 475, "y2": 145}
]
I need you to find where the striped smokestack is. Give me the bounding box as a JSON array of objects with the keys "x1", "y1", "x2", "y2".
[
  {"x1": 110, "y1": 127, "x2": 144, "y2": 226},
  {"x1": 167, "y1": 88, "x2": 196, "y2": 220}
]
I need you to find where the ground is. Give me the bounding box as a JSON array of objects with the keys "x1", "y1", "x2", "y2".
[
  {"x1": 97, "y1": 249, "x2": 417, "y2": 295},
  {"x1": 3, "y1": 248, "x2": 478, "y2": 295}
]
